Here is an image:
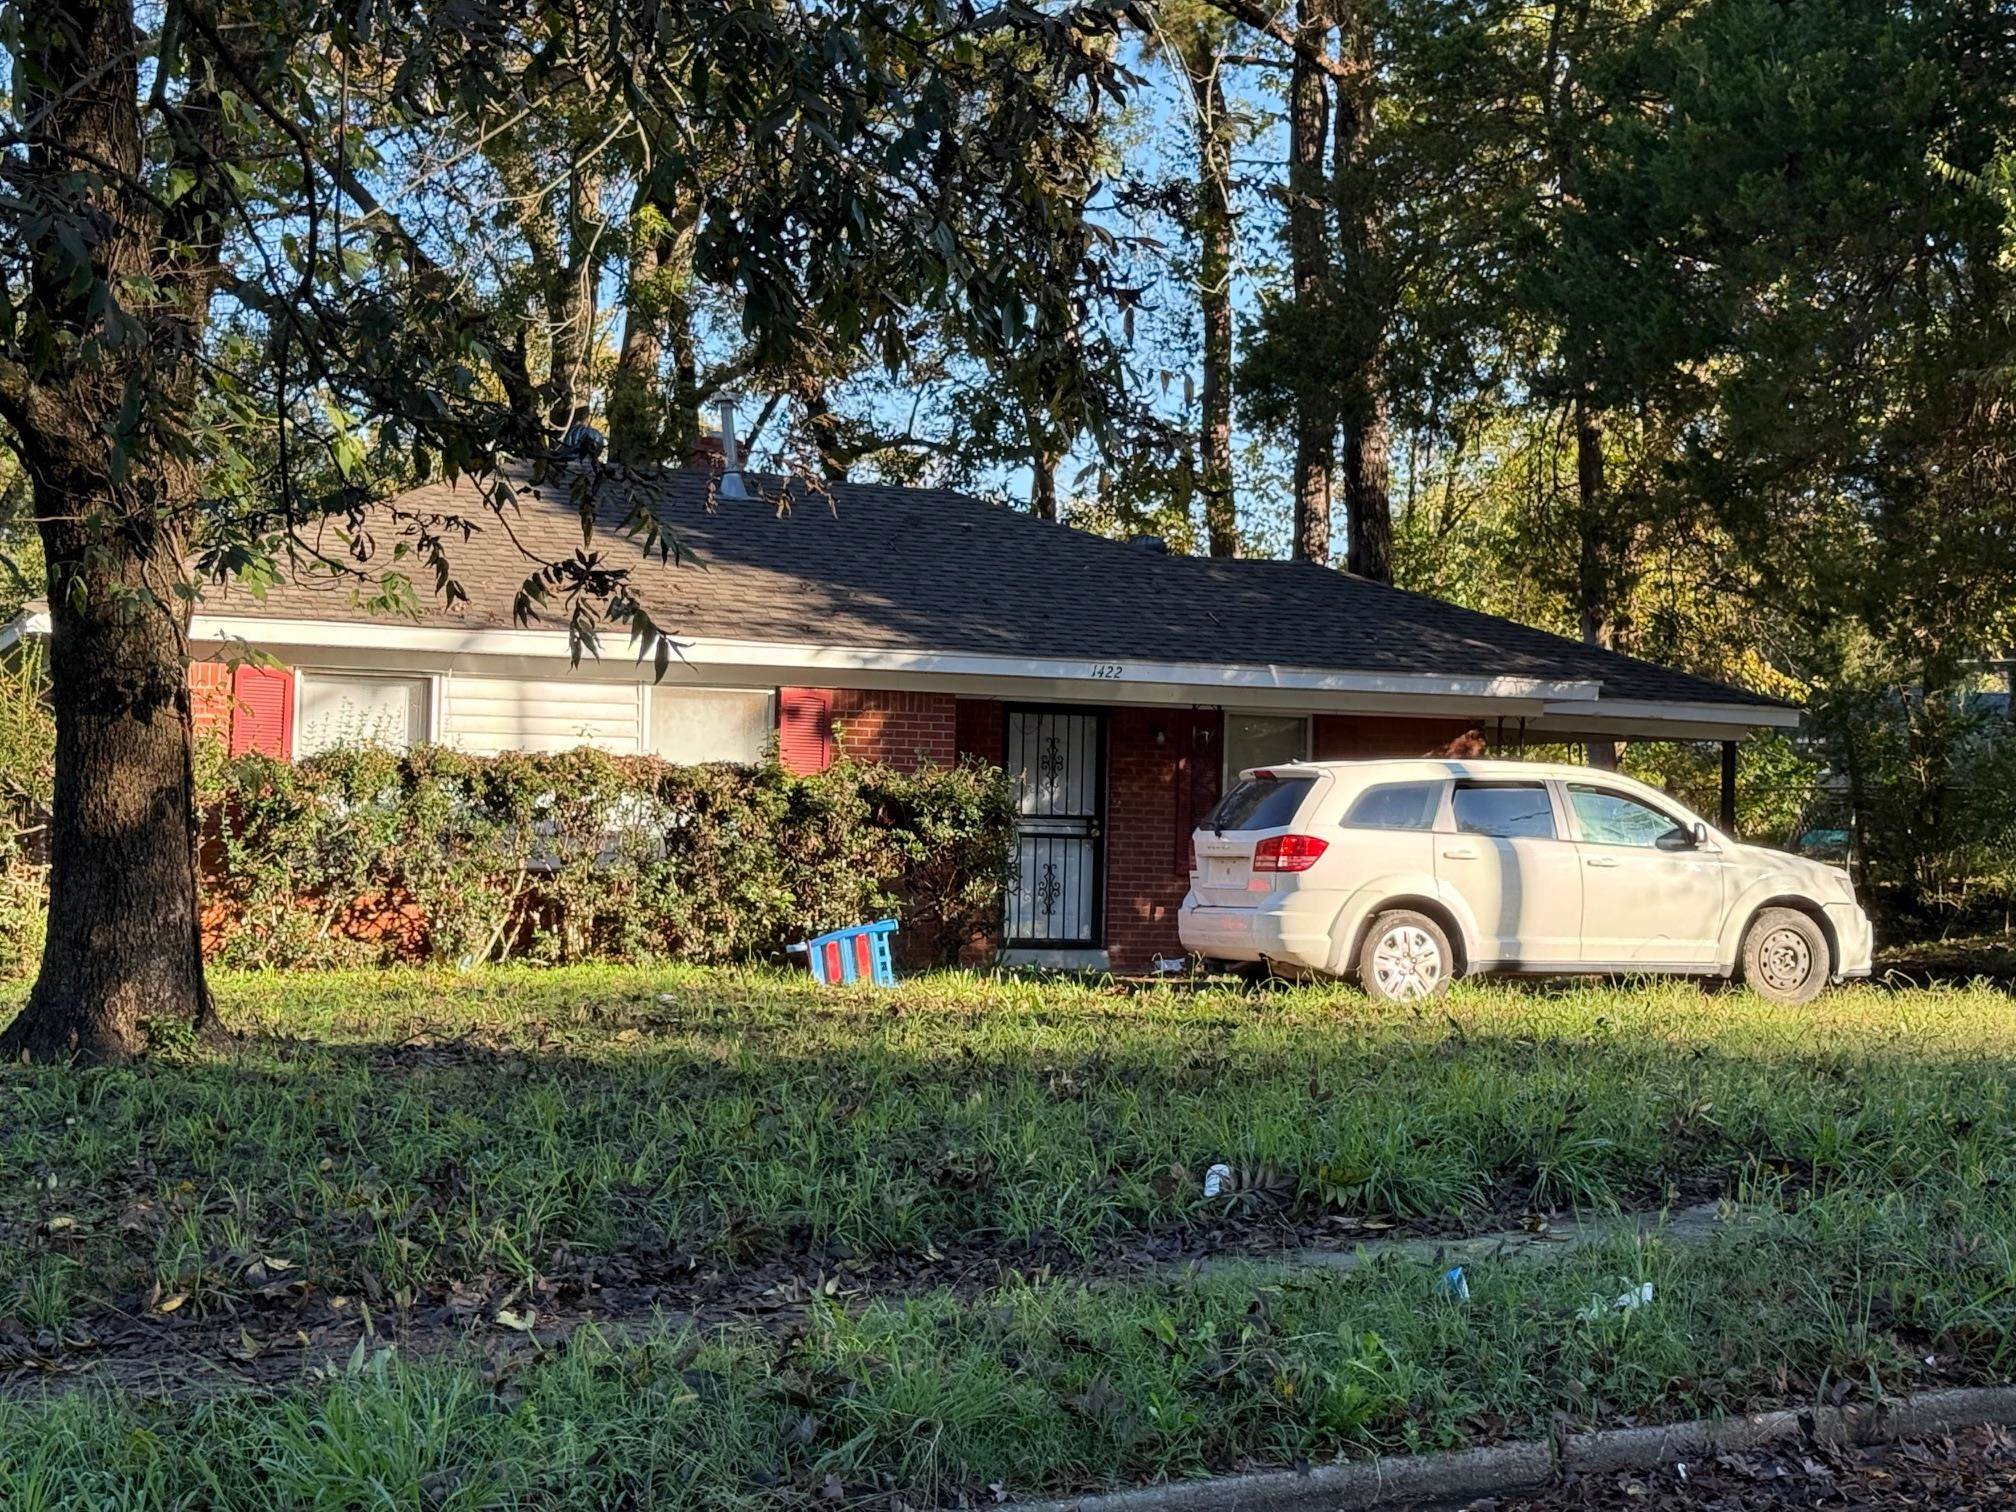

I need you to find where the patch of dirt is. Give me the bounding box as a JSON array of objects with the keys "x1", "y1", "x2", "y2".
[
  {"x1": 0, "y1": 1183, "x2": 1737, "y2": 1402},
  {"x1": 1874, "y1": 939, "x2": 2016, "y2": 990},
  {"x1": 1472, "y1": 1425, "x2": 2016, "y2": 1509}
]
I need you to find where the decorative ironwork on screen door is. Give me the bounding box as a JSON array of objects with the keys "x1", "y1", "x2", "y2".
[{"x1": 1004, "y1": 710, "x2": 1104, "y2": 946}]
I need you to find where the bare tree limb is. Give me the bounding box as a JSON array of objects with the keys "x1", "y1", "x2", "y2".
[{"x1": 1202, "y1": 0, "x2": 1352, "y2": 80}]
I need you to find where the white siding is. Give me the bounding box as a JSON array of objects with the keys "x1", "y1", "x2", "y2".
[{"x1": 441, "y1": 676, "x2": 643, "y2": 755}]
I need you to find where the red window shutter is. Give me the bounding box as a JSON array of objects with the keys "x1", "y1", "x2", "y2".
[
  {"x1": 230, "y1": 665, "x2": 294, "y2": 758},
  {"x1": 777, "y1": 687, "x2": 834, "y2": 773}
]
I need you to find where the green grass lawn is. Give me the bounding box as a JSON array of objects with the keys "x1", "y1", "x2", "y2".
[{"x1": 2, "y1": 967, "x2": 2014, "y2": 1506}]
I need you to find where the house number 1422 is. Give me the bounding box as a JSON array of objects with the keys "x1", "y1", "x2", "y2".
[{"x1": 1089, "y1": 664, "x2": 1124, "y2": 679}]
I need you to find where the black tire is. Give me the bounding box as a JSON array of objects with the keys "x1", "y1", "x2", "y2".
[
  {"x1": 1357, "y1": 909, "x2": 1456, "y2": 1004},
  {"x1": 1740, "y1": 907, "x2": 1831, "y2": 1005}
]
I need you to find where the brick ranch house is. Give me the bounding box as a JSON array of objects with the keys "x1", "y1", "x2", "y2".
[{"x1": 6, "y1": 459, "x2": 1797, "y2": 971}]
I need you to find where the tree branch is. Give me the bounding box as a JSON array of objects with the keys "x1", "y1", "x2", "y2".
[{"x1": 1202, "y1": 0, "x2": 1351, "y2": 80}]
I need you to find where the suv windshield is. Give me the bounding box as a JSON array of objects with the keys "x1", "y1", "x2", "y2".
[{"x1": 1206, "y1": 774, "x2": 1315, "y2": 833}]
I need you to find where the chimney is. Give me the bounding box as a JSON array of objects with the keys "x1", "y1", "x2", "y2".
[{"x1": 685, "y1": 434, "x2": 725, "y2": 469}]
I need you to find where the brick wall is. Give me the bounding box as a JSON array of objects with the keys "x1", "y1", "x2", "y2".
[
  {"x1": 778, "y1": 687, "x2": 957, "y2": 773},
  {"x1": 834, "y1": 689, "x2": 956, "y2": 769},
  {"x1": 1313, "y1": 713, "x2": 1482, "y2": 759},
  {"x1": 1103, "y1": 711, "x2": 1479, "y2": 970},
  {"x1": 954, "y1": 696, "x2": 1003, "y2": 764},
  {"x1": 190, "y1": 661, "x2": 233, "y2": 741},
  {"x1": 777, "y1": 697, "x2": 1490, "y2": 969},
  {"x1": 1103, "y1": 708, "x2": 1221, "y2": 970}
]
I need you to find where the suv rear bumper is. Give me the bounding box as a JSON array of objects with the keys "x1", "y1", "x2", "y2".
[{"x1": 1177, "y1": 893, "x2": 1337, "y2": 973}]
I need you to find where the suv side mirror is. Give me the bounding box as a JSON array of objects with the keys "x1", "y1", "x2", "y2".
[{"x1": 1657, "y1": 823, "x2": 1704, "y2": 852}]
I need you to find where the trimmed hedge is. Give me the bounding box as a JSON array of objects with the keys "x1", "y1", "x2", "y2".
[{"x1": 198, "y1": 745, "x2": 1016, "y2": 970}]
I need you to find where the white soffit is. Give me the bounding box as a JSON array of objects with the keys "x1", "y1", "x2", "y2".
[{"x1": 0, "y1": 608, "x2": 1797, "y2": 731}]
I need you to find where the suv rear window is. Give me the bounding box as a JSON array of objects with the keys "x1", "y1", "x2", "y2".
[{"x1": 1206, "y1": 774, "x2": 1314, "y2": 832}]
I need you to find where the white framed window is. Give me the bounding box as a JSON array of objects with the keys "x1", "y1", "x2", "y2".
[
  {"x1": 647, "y1": 686, "x2": 775, "y2": 764},
  {"x1": 296, "y1": 672, "x2": 431, "y2": 756},
  {"x1": 1223, "y1": 712, "x2": 1310, "y2": 784}
]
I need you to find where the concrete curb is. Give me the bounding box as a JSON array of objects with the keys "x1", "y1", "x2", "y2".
[{"x1": 1013, "y1": 1385, "x2": 2016, "y2": 1512}]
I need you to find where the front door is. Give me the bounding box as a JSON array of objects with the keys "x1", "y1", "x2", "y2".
[
  {"x1": 1561, "y1": 781, "x2": 1727, "y2": 964},
  {"x1": 1004, "y1": 709, "x2": 1104, "y2": 947}
]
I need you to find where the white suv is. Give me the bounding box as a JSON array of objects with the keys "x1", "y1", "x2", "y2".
[{"x1": 1179, "y1": 758, "x2": 1873, "y2": 1004}]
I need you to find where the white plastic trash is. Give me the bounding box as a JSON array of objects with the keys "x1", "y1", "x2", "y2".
[
  {"x1": 1203, "y1": 1163, "x2": 1233, "y2": 1199},
  {"x1": 1579, "y1": 1281, "x2": 1654, "y2": 1320}
]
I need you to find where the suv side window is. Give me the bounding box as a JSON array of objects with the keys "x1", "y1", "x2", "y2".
[
  {"x1": 1567, "y1": 784, "x2": 1691, "y2": 849},
  {"x1": 1451, "y1": 781, "x2": 1556, "y2": 839},
  {"x1": 1342, "y1": 781, "x2": 1442, "y2": 831}
]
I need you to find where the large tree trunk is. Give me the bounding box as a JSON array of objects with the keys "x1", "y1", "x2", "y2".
[
  {"x1": 1288, "y1": 0, "x2": 1334, "y2": 561},
  {"x1": 1186, "y1": 51, "x2": 1239, "y2": 558},
  {"x1": 546, "y1": 166, "x2": 603, "y2": 433},
  {"x1": 1333, "y1": 0, "x2": 1392, "y2": 582},
  {"x1": 1343, "y1": 389, "x2": 1392, "y2": 579},
  {"x1": 1575, "y1": 395, "x2": 1614, "y2": 651},
  {"x1": 1575, "y1": 394, "x2": 1618, "y2": 770},
  {"x1": 608, "y1": 217, "x2": 668, "y2": 466},
  {"x1": 798, "y1": 378, "x2": 850, "y2": 481},
  {"x1": 667, "y1": 284, "x2": 702, "y2": 462},
  {"x1": 1, "y1": 492, "x2": 216, "y2": 1063},
  {"x1": 0, "y1": 0, "x2": 222, "y2": 1061},
  {"x1": 1031, "y1": 447, "x2": 1061, "y2": 520}
]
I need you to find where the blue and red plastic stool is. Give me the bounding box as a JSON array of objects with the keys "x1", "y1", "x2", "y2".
[{"x1": 787, "y1": 918, "x2": 898, "y2": 987}]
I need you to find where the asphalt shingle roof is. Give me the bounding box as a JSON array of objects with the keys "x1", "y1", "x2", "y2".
[{"x1": 211, "y1": 463, "x2": 1786, "y2": 712}]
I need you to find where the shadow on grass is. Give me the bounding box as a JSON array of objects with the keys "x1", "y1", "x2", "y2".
[{"x1": 4, "y1": 969, "x2": 2014, "y2": 1347}]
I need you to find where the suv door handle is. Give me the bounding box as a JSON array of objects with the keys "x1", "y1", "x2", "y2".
[
  {"x1": 1441, "y1": 847, "x2": 1478, "y2": 860},
  {"x1": 1585, "y1": 856, "x2": 1620, "y2": 868}
]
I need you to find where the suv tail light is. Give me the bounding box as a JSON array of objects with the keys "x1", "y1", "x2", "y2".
[{"x1": 1253, "y1": 834, "x2": 1329, "y2": 872}]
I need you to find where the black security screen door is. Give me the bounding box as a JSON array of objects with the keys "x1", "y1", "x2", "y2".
[{"x1": 1004, "y1": 709, "x2": 1104, "y2": 946}]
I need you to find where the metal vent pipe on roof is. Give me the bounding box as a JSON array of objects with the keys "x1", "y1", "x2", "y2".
[{"x1": 717, "y1": 397, "x2": 749, "y2": 500}]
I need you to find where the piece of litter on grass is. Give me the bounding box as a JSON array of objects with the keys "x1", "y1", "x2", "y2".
[
  {"x1": 1150, "y1": 955, "x2": 1187, "y2": 975},
  {"x1": 1437, "y1": 1266, "x2": 1470, "y2": 1301},
  {"x1": 1203, "y1": 1163, "x2": 1233, "y2": 1199},
  {"x1": 1580, "y1": 1281, "x2": 1653, "y2": 1319}
]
